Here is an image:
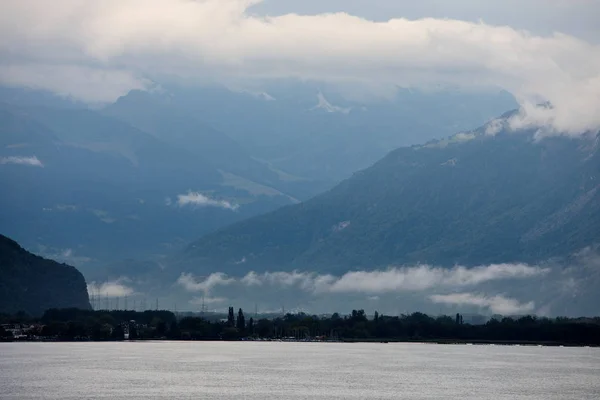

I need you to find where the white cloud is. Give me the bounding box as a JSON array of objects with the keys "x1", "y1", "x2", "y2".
[
  {"x1": 429, "y1": 293, "x2": 535, "y2": 315},
  {"x1": 484, "y1": 118, "x2": 506, "y2": 136},
  {"x1": 325, "y1": 263, "x2": 548, "y2": 294},
  {"x1": 87, "y1": 278, "x2": 135, "y2": 298},
  {"x1": 453, "y1": 133, "x2": 476, "y2": 141},
  {"x1": 242, "y1": 270, "x2": 337, "y2": 292},
  {"x1": 182, "y1": 263, "x2": 548, "y2": 296},
  {"x1": 190, "y1": 296, "x2": 227, "y2": 305},
  {"x1": 176, "y1": 191, "x2": 239, "y2": 211},
  {"x1": 177, "y1": 272, "x2": 236, "y2": 293},
  {"x1": 0, "y1": 155, "x2": 44, "y2": 167},
  {"x1": 0, "y1": 0, "x2": 599, "y2": 134},
  {"x1": 0, "y1": 64, "x2": 148, "y2": 104},
  {"x1": 240, "y1": 271, "x2": 262, "y2": 286}
]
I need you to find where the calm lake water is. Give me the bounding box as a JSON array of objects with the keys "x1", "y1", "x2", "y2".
[{"x1": 1, "y1": 342, "x2": 599, "y2": 399}]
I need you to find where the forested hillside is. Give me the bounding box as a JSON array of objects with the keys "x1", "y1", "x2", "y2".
[
  {"x1": 184, "y1": 121, "x2": 600, "y2": 274},
  {"x1": 0, "y1": 235, "x2": 91, "y2": 316}
]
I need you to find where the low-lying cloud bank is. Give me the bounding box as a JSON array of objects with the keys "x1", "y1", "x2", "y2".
[
  {"x1": 178, "y1": 263, "x2": 548, "y2": 295},
  {"x1": 190, "y1": 296, "x2": 228, "y2": 306},
  {"x1": 174, "y1": 263, "x2": 549, "y2": 315},
  {"x1": 178, "y1": 272, "x2": 235, "y2": 293},
  {"x1": 0, "y1": 156, "x2": 44, "y2": 167},
  {"x1": 0, "y1": 0, "x2": 599, "y2": 134},
  {"x1": 430, "y1": 293, "x2": 535, "y2": 315},
  {"x1": 88, "y1": 278, "x2": 136, "y2": 298}
]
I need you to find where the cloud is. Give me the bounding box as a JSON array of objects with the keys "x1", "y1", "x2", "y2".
[
  {"x1": 324, "y1": 263, "x2": 548, "y2": 294},
  {"x1": 182, "y1": 262, "x2": 548, "y2": 295},
  {"x1": 429, "y1": 293, "x2": 535, "y2": 315},
  {"x1": 190, "y1": 296, "x2": 227, "y2": 305},
  {"x1": 0, "y1": 64, "x2": 148, "y2": 104},
  {"x1": 177, "y1": 272, "x2": 236, "y2": 293},
  {"x1": 1, "y1": 0, "x2": 599, "y2": 134},
  {"x1": 241, "y1": 270, "x2": 337, "y2": 292},
  {"x1": 88, "y1": 278, "x2": 136, "y2": 298},
  {"x1": 0, "y1": 155, "x2": 44, "y2": 167},
  {"x1": 176, "y1": 191, "x2": 239, "y2": 211}
]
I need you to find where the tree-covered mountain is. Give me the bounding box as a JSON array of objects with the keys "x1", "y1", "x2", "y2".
[
  {"x1": 183, "y1": 120, "x2": 600, "y2": 275},
  {"x1": 0, "y1": 234, "x2": 91, "y2": 316}
]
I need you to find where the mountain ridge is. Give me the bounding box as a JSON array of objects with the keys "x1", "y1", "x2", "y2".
[{"x1": 182, "y1": 120, "x2": 600, "y2": 275}]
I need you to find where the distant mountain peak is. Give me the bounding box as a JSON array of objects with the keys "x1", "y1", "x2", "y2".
[{"x1": 311, "y1": 91, "x2": 351, "y2": 114}]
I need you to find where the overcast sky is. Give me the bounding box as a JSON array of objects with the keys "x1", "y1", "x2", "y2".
[
  {"x1": 252, "y1": 0, "x2": 600, "y2": 43},
  {"x1": 0, "y1": 0, "x2": 598, "y2": 134}
]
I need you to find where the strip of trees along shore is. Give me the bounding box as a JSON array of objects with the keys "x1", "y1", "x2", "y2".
[{"x1": 1, "y1": 308, "x2": 599, "y2": 346}]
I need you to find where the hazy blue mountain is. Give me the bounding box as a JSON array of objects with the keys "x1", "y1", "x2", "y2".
[
  {"x1": 183, "y1": 118, "x2": 600, "y2": 275},
  {"x1": 0, "y1": 103, "x2": 296, "y2": 266},
  {"x1": 0, "y1": 234, "x2": 91, "y2": 316},
  {"x1": 103, "y1": 89, "x2": 329, "y2": 200},
  {"x1": 0, "y1": 86, "x2": 87, "y2": 110},
  {"x1": 121, "y1": 82, "x2": 517, "y2": 182}
]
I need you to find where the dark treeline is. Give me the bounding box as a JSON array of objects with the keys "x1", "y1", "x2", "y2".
[{"x1": 1, "y1": 308, "x2": 600, "y2": 346}]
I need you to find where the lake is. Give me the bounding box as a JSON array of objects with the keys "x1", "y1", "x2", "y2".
[{"x1": 1, "y1": 342, "x2": 599, "y2": 399}]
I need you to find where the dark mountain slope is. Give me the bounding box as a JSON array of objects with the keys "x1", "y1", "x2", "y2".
[
  {"x1": 0, "y1": 234, "x2": 91, "y2": 316},
  {"x1": 184, "y1": 124, "x2": 600, "y2": 275}
]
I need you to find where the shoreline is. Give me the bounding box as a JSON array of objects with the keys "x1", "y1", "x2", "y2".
[{"x1": 2, "y1": 338, "x2": 598, "y2": 347}]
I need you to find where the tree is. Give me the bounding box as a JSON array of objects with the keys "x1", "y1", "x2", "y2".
[
  {"x1": 156, "y1": 321, "x2": 167, "y2": 337},
  {"x1": 168, "y1": 320, "x2": 180, "y2": 339},
  {"x1": 0, "y1": 325, "x2": 11, "y2": 339},
  {"x1": 237, "y1": 308, "x2": 246, "y2": 334},
  {"x1": 112, "y1": 324, "x2": 125, "y2": 340},
  {"x1": 351, "y1": 310, "x2": 367, "y2": 322},
  {"x1": 256, "y1": 318, "x2": 274, "y2": 338},
  {"x1": 374, "y1": 311, "x2": 379, "y2": 322},
  {"x1": 227, "y1": 307, "x2": 235, "y2": 327},
  {"x1": 128, "y1": 323, "x2": 138, "y2": 340},
  {"x1": 248, "y1": 317, "x2": 255, "y2": 336}
]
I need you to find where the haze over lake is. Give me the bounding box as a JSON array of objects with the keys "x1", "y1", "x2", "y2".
[{"x1": 1, "y1": 342, "x2": 599, "y2": 399}]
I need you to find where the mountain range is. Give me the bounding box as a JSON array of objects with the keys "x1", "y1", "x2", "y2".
[
  {"x1": 106, "y1": 83, "x2": 516, "y2": 182},
  {"x1": 2, "y1": 83, "x2": 599, "y2": 316},
  {"x1": 0, "y1": 83, "x2": 514, "y2": 268}
]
